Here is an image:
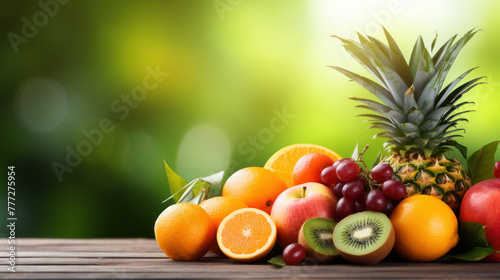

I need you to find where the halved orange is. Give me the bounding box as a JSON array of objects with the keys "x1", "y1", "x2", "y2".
[
  {"x1": 217, "y1": 208, "x2": 277, "y2": 262},
  {"x1": 264, "y1": 144, "x2": 342, "y2": 187}
]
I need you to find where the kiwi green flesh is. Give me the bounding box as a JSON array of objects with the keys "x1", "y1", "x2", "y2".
[
  {"x1": 333, "y1": 211, "x2": 395, "y2": 265},
  {"x1": 298, "y1": 217, "x2": 339, "y2": 263}
]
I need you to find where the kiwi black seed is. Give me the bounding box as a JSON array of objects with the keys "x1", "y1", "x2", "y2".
[
  {"x1": 333, "y1": 211, "x2": 395, "y2": 265},
  {"x1": 298, "y1": 218, "x2": 339, "y2": 264}
]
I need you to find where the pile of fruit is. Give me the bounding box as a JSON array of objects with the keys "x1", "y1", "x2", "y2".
[{"x1": 154, "y1": 28, "x2": 500, "y2": 266}]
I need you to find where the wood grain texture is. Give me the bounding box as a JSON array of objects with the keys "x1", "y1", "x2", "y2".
[{"x1": 0, "y1": 238, "x2": 499, "y2": 279}]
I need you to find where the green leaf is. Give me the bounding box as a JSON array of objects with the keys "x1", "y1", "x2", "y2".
[
  {"x1": 202, "y1": 171, "x2": 225, "y2": 198},
  {"x1": 431, "y1": 32, "x2": 438, "y2": 52},
  {"x1": 443, "y1": 139, "x2": 468, "y2": 159},
  {"x1": 467, "y1": 141, "x2": 500, "y2": 184},
  {"x1": 412, "y1": 37, "x2": 435, "y2": 100},
  {"x1": 409, "y1": 36, "x2": 424, "y2": 78},
  {"x1": 351, "y1": 143, "x2": 359, "y2": 160},
  {"x1": 268, "y1": 256, "x2": 286, "y2": 267},
  {"x1": 332, "y1": 36, "x2": 386, "y2": 85},
  {"x1": 188, "y1": 189, "x2": 207, "y2": 204},
  {"x1": 432, "y1": 34, "x2": 457, "y2": 65},
  {"x1": 349, "y1": 97, "x2": 392, "y2": 113},
  {"x1": 440, "y1": 77, "x2": 486, "y2": 107},
  {"x1": 435, "y1": 67, "x2": 478, "y2": 108},
  {"x1": 357, "y1": 33, "x2": 408, "y2": 106},
  {"x1": 164, "y1": 160, "x2": 188, "y2": 203},
  {"x1": 461, "y1": 222, "x2": 489, "y2": 247},
  {"x1": 418, "y1": 29, "x2": 479, "y2": 115},
  {"x1": 443, "y1": 222, "x2": 499, "y2": 261},
  {"x1": 382, "y1": 26, "x2": 413, "y2": 87},
  {"x1": 330, "y1": 66, "x2": 400, "y2": 111},
  {"x1": 202, "y1": 171, "x2": 224, "y2": 187},
  {"x1": 162, "y1": 170, "x2": 225, "y2": 204},
  {"x1": 332, "y1": 36, "x2": 385, "y2": 86},
  {"x1": 177, "y1": 171, "x2": 225, "y2": 204},
  {"x1": 406, "y1": 107, "x2": 425, "y2": 126}
]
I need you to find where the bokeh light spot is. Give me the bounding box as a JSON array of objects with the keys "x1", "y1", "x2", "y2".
[
  {"x1": 176, "y1": 125, "x2": 231, "y2": 180},
  {"x1": 15, "y1": 77, "x2": 67, "y2": 133}
]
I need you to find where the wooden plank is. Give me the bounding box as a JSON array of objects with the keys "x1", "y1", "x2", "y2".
[
  {"x1": 8, "y1": 251, "x2": 166, "y2": 258},
  {"x1": 8, "y1": 263, "x2": 500, "y2": 273},
  {"x1": 0, "y1": 238, "x2": 499, "y2": 279},
  {"x1": 2, "y1": 264, "x2": 500, "y2": 279},
  {"x1": 6, "y1": 245, "x2": 160, "y2": 253},
  {"x1": 14, "y1": 257, "x2": 170, "y2": 265}
]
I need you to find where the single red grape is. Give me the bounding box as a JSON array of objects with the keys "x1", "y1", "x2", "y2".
[
  {"x1": 354, "y1": 193, "x2": 367, "y2": 212},
  {"x1": 354, "y1": 174, "x2": 368, "y2": 186},
  {"x1": 336, "y1": 159, "x2": 360, "y2": 181},
  {"x1": 495, "y1": 161, "x2": 500, "y2": 178},
  {"x1": 381, "y1": 179, "x2": 406, "y2": 200},
  {"x1": 371, "y1": 163, "x2": 394, "y2": 183},
  {"x1": 283, "y1": 243, "x2": 306, "y2": 265},
  {"x1": 333, "y1": 181, "x2": 346, "y2": 198},
  {"x1": 332, "y1": 158, "x2": 350, "y2": 169},
  {"x1": 382, "y1": 199, "x2": 394, "y2": 216},
  {"x1": 366, "y1": 190, "x2": 386, "y2": 212},
  {"x1": 321, "y1": 166, "x2": 339, "y2": 186},
  {"x1": 342, "y1": 181, "x2": 364, "y2": 200},
  {"x1": 336, "y1": 197, "x2": 355, "y2": 219}
]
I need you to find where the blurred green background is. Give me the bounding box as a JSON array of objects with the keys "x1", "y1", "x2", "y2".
[{"x1": 1, "y1": 0, "x2": 499, "y2": 238}]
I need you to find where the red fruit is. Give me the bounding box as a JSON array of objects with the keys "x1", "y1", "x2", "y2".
[
  {"x1": 365, "y1": 190, "x2": 386, "y2": 212},
  {"x1": 342, "y1": 181, "x2": 364, "y2": 200},
  {"x1": 332, "y1": 158, "x2": 350, "y2": 168},
  {"x1": 382, "y1": 199, "x2": 394, "y2": 216},
  {"x1": 336, "y1": 160, "x2": 360, "y2": 181},
  {"x1": 333, "y1": 181, "x2": 346, "y2": 198},
  {"x1": 283, "y1": 243, "x2": 306, "y2": 265},
  {"x1": 371, "y1": 163, "x2": 394, "y2": 183},
  {"x1": 336, "y1": 197, "x2": 355, "y2": 220},
  {"x1": 271, "y1": 183, "x2": 339, "y2": 248},
  {"x1": 321, "y1": 166, "x2": 339, "y2": 186},
  {"x1": 293, "y1": 153, "x2": 334, "y2": 185},
  {"x1": 460, "y1": 178, "x2": 500, "y2": 262},
  {"x1": 381, "y1": 180, "x2": 406, "y2": 200},
  {"x1": 354, "y1": 174, "x2": 368, "y2": 186},
  {"x1": 354, "y1": 193, "x2": 367, "y2": 213},
  {"x1": 494, "y1": 161, "x2": 500, "y2": 178}
]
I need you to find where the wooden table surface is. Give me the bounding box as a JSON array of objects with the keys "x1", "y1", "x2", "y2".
[{"x1": 1, "y1": 238, "x2": 499, "y2": 279}]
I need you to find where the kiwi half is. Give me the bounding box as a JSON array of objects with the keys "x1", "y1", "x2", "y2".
[
  {"x1": 333, "y1": 211, "x2": 394, "y2": 265},
  {"x1": 298, "y1": 218, "x2": 339, "y2": 264}
]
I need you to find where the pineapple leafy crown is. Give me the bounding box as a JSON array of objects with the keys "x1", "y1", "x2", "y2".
[{"x1": 331, "y1": 27, "x2": 485, "y2": 159}]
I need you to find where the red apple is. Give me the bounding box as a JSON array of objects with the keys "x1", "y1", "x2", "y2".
[
  {"x1": 460, "y1": 178, "x2": 500, "y2": 262},
  {"x1": 270, "y1": 182, "x2": 339, "y2": 248}
]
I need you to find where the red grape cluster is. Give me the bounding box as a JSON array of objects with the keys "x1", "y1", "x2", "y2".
[
  {"x1": 321, "y1": 158, "x2": 406, "y2": 220},
  {"x1": 495, "y1": 161, "x2": 500, "y2": 178}
]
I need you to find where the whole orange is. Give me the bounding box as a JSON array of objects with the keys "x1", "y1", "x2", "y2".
[
  {"x1": 200, "y1": 196, "x2": 248, "y2": 255},
  {"x1": 223, "y1": 167, "x2": 287, "y2": 214},
  {"x1": 293, "y1": 153, "x2": 334, "y2": 185},
  {"x1": 390, "y1": 195, "x2": 458, "y2": 262},
  {"x1": 154, "y1": 202, "x2": 215, "y2": 261},
  {"x1": 264, "y1": 144, "x2": 342, "y2": 187}
]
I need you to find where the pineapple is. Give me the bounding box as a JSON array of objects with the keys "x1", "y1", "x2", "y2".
[{"x1": 332, "y1": 28, "x2": 484, "y2": 211}]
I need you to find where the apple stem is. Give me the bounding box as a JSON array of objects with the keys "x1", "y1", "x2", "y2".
[{"x1": 302, "y1": 186, "x2": 307, "y2": 197}]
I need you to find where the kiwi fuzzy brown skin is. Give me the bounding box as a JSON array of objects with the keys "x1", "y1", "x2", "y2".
[
  {"x1": 298, "y1": 218, "x2": 339, "y2": 264},
  {"x1": 336, "y1": 226, "x2": 395, "y2": 265}
]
